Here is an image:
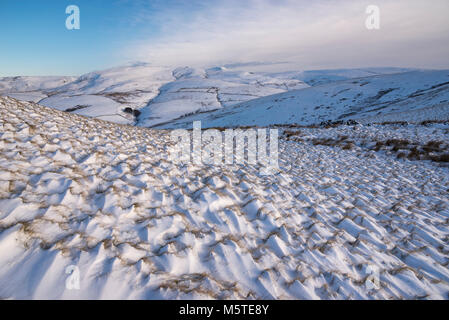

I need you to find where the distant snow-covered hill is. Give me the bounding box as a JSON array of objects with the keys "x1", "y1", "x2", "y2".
[
  {"x1": 136, "y1": 66, "x2": 309, "y2": 127},
  {"x1": 1, "y1": 64, "x2": 419, "y2": 127},
  {"x1": 0, "y1": 76, "x2": 76, "y2": 104},
  {"x1": 0, "y1": 64, "x2": 175, "y2": 125},
  {"x1": 158, "y1": 70, "x2": 449, "y2": 129},
  {"x1": 0, "y1": 63, "x2": 307, "y2": 126},
  {"x1": 272, "y1": 67, "x2": 416, "y2": 87}
]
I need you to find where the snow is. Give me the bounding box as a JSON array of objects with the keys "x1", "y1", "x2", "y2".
[
  {"x1": 3, "y1": 92, "x2": 48, "y2": 103},
  {"x1": 1, "y1": 95, "x2": 448, "y2": 299},
  {"x1": 0, "y1": 63, "x2": 309, "y2": 127},
  {"x1": 0, "y1": 64, "x2": 436, "y2": 129},
  {"x1": 159, "y1": 70, "x2": 449, "y2": 129},
  {"x1": 0, "y1": 76, "x2": 75, "y2": 92},
  {"x1": 271, "y1": 67, "x2": 417, "y2": 87},
  {"x1": 38, "y1": 95, "x2": 132, "y2": 125},
  {"x1": 136, "y1": 66, "x2": 309, "y2": 127}
]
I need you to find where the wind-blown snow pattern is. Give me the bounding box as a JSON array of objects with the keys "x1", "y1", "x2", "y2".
[{"x1": 1, "y1": 95, "x2": 448, "y2": 299}]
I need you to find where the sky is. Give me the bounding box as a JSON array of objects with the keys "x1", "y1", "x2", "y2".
[{"x1": 0, "y1": 0, "x2": 449, "y2": 76}]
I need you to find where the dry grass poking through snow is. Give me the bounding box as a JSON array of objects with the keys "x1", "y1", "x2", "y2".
[{"x1": 0, "y1": 96, "x2": 448, "y2": 299}]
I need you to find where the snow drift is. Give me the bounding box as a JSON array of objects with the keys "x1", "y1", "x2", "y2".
[{"x1": 1, "y1": 96, "x2": 448, "y2": 299}]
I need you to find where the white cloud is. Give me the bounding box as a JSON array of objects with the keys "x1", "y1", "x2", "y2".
[{"x1": 126, "y1": 0, "x2": 449, "y2": 69}]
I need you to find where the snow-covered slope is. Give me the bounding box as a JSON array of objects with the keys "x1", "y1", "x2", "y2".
[
  {"x1": 136, "y1": 66, "x2": 308, "y2": 127},
  {"x1": 217, "y1": 63, "x2": 415, "y2": 86},
  {"x1": 0, "y1": 76, "x2": 75, "y2": 93},
  {"x1": 271, "y1": 67, "x2": 416, "y2": 87},
  {"x1": 0, "y1": 64, "x2": 174, "y2": 125},
  {"x1": 159, "y1": 70, "x2": 449, "y2": 129},
  {"x1": 0, "y1": 64, "x2": 309, "y2": 126},
  {"x1": 1, "y1": 95, "x2": 448, "y2": 299},
  {"x1": 0, "y1": 76, "x2": 76, "y2": 103},
  {"x1": 1, "y1": 65, "x2": 418, "y2": 128},
  {"x1": 36, "y1": 64, "x2": 175, "y2": 125}
]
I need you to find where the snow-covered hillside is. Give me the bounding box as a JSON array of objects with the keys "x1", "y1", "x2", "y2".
[
  {"x1": 136, "y1": 66, "x2": 308, "y2": 127},
  {"x1": 0, "y1": 76, "x2": 76, "y2": 104},
  {"x1": 0, "y1": 64, "x2": 418, "y2": 127},
  {"x1": 258, "y1": 67, "x2": 416, "y2": 87},
  {"x1": 0, "y1": 63, "x2": 308, "y2": 126},
  {"x1": 159, "y1": 70, "x2": 449, "y2": 129},
  {"x1": 1, "y1": 95, "x2": 448, "y2": 299},
  {"x1": 0, "y1": 76, "x2": 76, "y2": 93}
]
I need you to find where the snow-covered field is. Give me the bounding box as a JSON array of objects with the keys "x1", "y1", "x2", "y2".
[{"x1": 1, "y1": 95, "x2": 448, "y2": 299}]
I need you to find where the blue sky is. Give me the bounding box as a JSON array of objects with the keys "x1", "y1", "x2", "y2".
[
  {"x1": 0, "y1": 0, "x2": 198, "y2": 76},
  {"x1": 1, "y1": 0, "x2": 449, "y2": 76},
  {"x1": 0, "y1": 0, "x2": 121, "y2": 76}
]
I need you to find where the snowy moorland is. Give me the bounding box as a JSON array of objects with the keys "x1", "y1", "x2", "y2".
[
  {"x1": 160, "y1": 70, "x2": 449, "y2": 129},
  {"x1": 0, "y1": 95, "x2": 448, "y2": 299},
  {"x1": 0, "y1": 64, "x2": 418, "y2": 127}
]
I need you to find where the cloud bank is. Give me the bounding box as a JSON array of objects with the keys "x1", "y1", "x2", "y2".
[{"x1": 126, "y1": 0, "x2": 449, "y2": 69}]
